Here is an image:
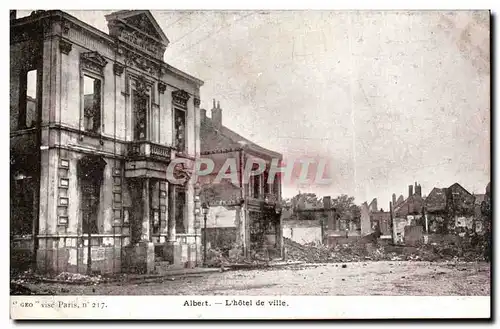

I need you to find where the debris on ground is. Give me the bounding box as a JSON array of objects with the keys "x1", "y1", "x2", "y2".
[
  {"x1": 204, "y1": 244, "x2": 269, "y2": 268},
  {"x1": 284, "y1": 235, "x2": 489, "y2": 264},
  {"x1": 54, "y1": 272, "x2": 104, "y2": 284},
  {"x1": 10, "y1": 269, "x2": 108, "y2": 288},
  {"x1": 10, "y1": 281, "x2": 56, "y2": 295},
  {"x1": 10, "y1": 282, "x2": 35, "y2": 295}
]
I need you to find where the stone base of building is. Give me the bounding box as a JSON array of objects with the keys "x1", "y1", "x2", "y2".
[
  {"x1": 121, "y1": 242, "x2": 155, "y2": 274},
  {"x1": 11, "y1": 236, "x2": 35, "y2": 274},
  {"x1": 163, "y1": 241, "x2": 200, "y2": 268},
  {"x1": 35, "y1": 245, "x2": 122, "y2": 275},
  {"x1": 13, "y1": 237, "x2": 201, "y2": 275}
]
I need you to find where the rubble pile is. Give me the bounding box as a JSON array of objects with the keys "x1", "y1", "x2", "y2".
[
  {"x1": 204, "y1": 245, "x2": 268, "y2": 268},
  {"x1": 54, "y1": 272, "x2": 103, "y2": 284},
  {"x1": 284, "y1": 238, "x2": 332, "y2": 262},
  {"x1": 10, "y1": 282, "x2": 35, "y2": 295},
  {"x1": 284, "y1": 236, "x2": 489, "y2": 263}
]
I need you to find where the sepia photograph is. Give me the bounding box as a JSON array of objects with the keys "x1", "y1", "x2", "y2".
[{"x1": 9, "y1": 6, "x2": 491, "y2": 319}]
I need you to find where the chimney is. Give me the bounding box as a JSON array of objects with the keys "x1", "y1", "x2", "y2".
[
  {"x1": 10, "y1": 10, "x2": 16, "y2": 20},
  {"x1": 409, "y1": 184, "x2": 413, "y2": 197},
  {"x1": 200, "y1": 108, "x2": 207, "y2": 122},
  {"x1": 415, "y1": 183, "x2": 422, "y2": 197},
  {"x1": 211, "y1": 99, "x2": 222, "y2": 129},
  {"x1": 323, "y1": 196, "x2": 331, "y2": 209},
  {"x1": 392, "y1": 193, "x2": 396, "y2": 206}
]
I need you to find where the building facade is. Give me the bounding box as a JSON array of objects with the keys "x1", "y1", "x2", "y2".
[
  {"x1": 10, "y1": 10, "x2": 204, "y2": 275},
  {"x1": 199, "y1": 101, "x2": 284, "y2": 259}
]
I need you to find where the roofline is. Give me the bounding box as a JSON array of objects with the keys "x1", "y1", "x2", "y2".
[
  {"x1": 218, "y1": 126, "x2": 282, "y2": 159},
  {"x1": 448, "y1": 182, "x2": 473, "y2": 195},
  {"x1": 12, "y1": 10, "x2": 116, "y2": 45},
  {"x1": 104, "y1": 10, "x2": 170, "y2": 47},
  {"x1": 201, "y1": 117, "x2": 282, "y2": 158},
  {"x1": 12, "y1": 10, "x2": 204, "y2": 87},
  {"x1": 201, "y1": 145, "x2": 283, "y2": 161},
  {"x1": 243, "y1": 143, "x2": 283, "y2": 160},
  {"x1": 165, "y1": 63, "x2": 204, "y2": 87},
  {"x1": 201, "y1": 147, "x2": 243, "y2": 155}
]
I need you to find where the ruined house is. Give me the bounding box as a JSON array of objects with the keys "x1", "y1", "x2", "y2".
[
  {"x1": 391, "y1": 182, "x2": 425, "y2": 243},
  {"x1": 199, "y1": 100, "x2": 283, "y2": 259},
  {"x1": 284, "y1": 196, "x2": 360, "y2": 246},
  {"x1": 10, "y1": 10, "x2": 204, "y2": 274},
  {"x1": 363, "y1": 198, "x2": 391, "y2": 237},
  {"x1": 425, "y1": 183, "x2": 476, "y2": 234}
]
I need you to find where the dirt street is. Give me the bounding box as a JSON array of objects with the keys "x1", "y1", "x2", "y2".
[{"x1": 20, "y1": 261, "x2": 490, "y2": 296}]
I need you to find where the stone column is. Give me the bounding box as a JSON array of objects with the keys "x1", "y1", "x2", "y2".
[
  {"x1": 141, "y1": 179, "x2": 155, "y2": 273},
  {"x1": 167, "y1": 184, "x2": 176, "y2": 242},
  {"x1": 243, "y1": 208, "x2": 249, "y2": 258},
  {"x1": 186, "y1": 181, "x2": 195, "y2": 234},
  {"x1": 160, "y1": 181, "x2": 168, "y2": 241},
  {"x1": 235, "y1": 206, "x2": 242, "y2": 246},
  {"x1": 141, "y1": 179, "x2": 150, "y2": 241},
  {"x1": 194, "y1": 97, "x2": 201, "y2": 158}
]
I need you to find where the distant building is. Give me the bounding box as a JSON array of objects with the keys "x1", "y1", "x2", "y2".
[
  {"x1": 391, "y1": 182, "x2": 425, "y2": 243},
  {"x1": 370, "y1": 210, "x2": 391, "y2": 236},
  {"x1": 362, "y1": 197, "x2": 391, "y2": 237},
  {"x1": 425, "y1": 183, "x2": 476, "y2": 234}
]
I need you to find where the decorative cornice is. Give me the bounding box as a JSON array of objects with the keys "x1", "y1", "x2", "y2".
[
  {"x1": 121, "y1": 46, "x2": 159, "y2": 75},
  {"x1": 81, "y1": 51, "x2": 107, "y2": 74},
  {"x1": 59, "y1": 39, "x2": 72, "y2": 55},
  {"x1": 172, "y1": 89, "x2": 190, "y2": 108},
  {"x1": 113, "y1": 62, "x2": 124, "y2": 76},
  {"x1": 194, "y1": 97, "x2": 201, "y2": 107},
  {"x1": 158, "y1": 82, "x2": 167, "y2": 94},
  {"x1": 61, "y1": 20, "x2": 70, "y2": 35}
]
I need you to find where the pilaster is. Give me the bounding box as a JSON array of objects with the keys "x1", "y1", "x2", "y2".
[{"x1": 141, "y1": 178, "x2": 151, "y2": 241}]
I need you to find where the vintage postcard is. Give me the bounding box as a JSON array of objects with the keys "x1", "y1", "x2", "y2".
[{"x1": 9, "y1": 8, "x2": 490, "y2": 320}]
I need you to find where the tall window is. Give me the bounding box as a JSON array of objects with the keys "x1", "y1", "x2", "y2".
[
  {"x1": 83, "y1": 75, "x2": 101, "y2": 133},
  {"x1": 25, "y1": 70, "x2": 37, "y2": 129},
  {"x1": 17, "y1": 69, "x2": 38, "y2": 130},
  {"x1": 174, "y1": 108, "x2": 186, "y2": 152},
  {"x1": 133, "y1": 90, "x2": 149, "y2": 140},
  {"x1": 263, "y1": 171, "x2": 270, "y2": 195},
  {"x1": 81, "y1": 177, "x2": 100, "y2": 234},
  {"x1": 175, "y1": 188, "x2": 186, "y2": 233},
  {"x1": 252, "y1": 174, "x2": 261, "y2": 199}
]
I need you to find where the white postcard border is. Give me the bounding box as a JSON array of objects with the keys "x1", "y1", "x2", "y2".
[{"x1": 10, "y1": 296, "x2": 491, "y2": 319}]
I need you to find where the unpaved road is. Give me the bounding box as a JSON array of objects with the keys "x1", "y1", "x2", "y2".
[{"x1": 19, "y1": 261, "x2": 490, "y2": 296}]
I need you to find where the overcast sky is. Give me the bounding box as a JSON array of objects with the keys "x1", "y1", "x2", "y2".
[{"x1": 18, "y1": 10, "x2": 490, "y2": 207}]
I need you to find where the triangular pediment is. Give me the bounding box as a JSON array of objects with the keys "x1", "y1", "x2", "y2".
[
  {"x1": 105, "y1": 10, "x2": 169, "y2": 47},
  {"x1": 125, "y1": 13, "x2": 163, "y2": 41}
]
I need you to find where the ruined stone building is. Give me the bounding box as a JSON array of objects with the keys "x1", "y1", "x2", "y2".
[
  {"x1": 425, "y1": 182, "x2": 476, "y2": 233},
  {"x1": 284, "y1": 196, "x2": 361, "y2": 246},
  {"x1": 199, "y1": 100, "x2": 284, "y2": 259},
  {"x1": 10, "y1": 10, "x2": 204, "y2": 274},
  {"x1": 361, "y1": 197, "x2": 391, "y2": 237},
  {"x1": 390, "y1": 182, "x2": 425, "y2": 243}
]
